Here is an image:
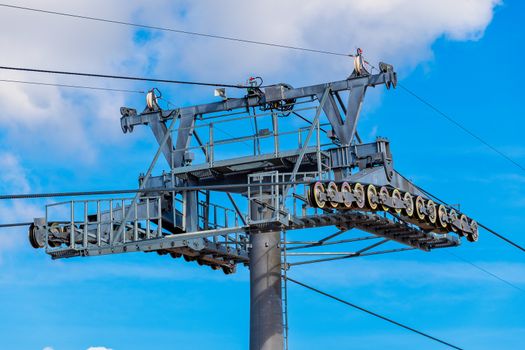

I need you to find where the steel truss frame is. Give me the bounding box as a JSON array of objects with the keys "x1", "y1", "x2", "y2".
[
  {"x1": 28, "y1": 62, "x2": 473, "y2": 350},
  {"x1": 31, "y1": 63, "x2": 463, "y2": 266}
]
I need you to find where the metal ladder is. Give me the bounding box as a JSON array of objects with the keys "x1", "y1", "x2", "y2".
[{"x1": 281, "y1": 229, "x2": 289, "y2": 350}]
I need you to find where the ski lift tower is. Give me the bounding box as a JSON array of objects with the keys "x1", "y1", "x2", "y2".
[{"x1": 28, "y1": 54, "x2": 478, "y2": 350}]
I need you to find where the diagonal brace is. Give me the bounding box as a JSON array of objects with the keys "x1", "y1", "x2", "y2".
[
  {"x1": 113, "y1": 112, "x2": 179, "y2": 243},
  {"x1": 282, "y1": 87, "x2": 330, "y2": 199}
]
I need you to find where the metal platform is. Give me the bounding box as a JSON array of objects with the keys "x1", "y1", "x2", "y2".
[
  {"x1": 287, "y1": 211, "x2": 459, "y2": 251},
  {"x1": 172, "y1": 147, "x2": 327, "y2": 182}
]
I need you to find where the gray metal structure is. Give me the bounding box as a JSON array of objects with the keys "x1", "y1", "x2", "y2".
[{"x1": 29, "y1": 57, "x2": 478, "y2": 350}]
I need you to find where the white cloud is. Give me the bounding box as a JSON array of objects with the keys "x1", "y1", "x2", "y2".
[
  {"x1": 291, "y1": 258, "x2": 525, "y2": 287},
  {"x1": 0, "y1": 230, "x2": 22, "y2": 265},
  {"x1": 87, "y1": 347, "x2": 112, "y2": 350},
  {"x1": 2, "y1": 252, "x2": 522, "y2": 294},
  {"x1": 0, "y1": 258, "x2": 247, "y2": 286},
  {"x1": 0, "y1": 152, "x2": 31, "y2": 193},
  {"x1": 0, "y1": 0, "x2": 505, "y2": 279},
  {"x1": 42, "y1": 347, "x2": 54, "y2": 350},
  {"x1": 0, "y1": 152, "x2": 43, "y2": 263},
  {"x1": 0, "y1": 0, "x2": 501, "y2": 166},
  {"x1": 142, "y1": 0, "x2": 501, "y2": 84},
  {"x1": 368, "y1": 125, "x2": 379, "y2": 139},
  {"x1": 0, "y1": 151, "x2": 42, "y2": 219},
  {"x1": 0, "y1": 0, "x2": 153, "y2": 162}
]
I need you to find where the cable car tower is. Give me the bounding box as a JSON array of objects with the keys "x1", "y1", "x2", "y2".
[{"x1": 28, "y1": 52, "x2": 478, "y2": 350}]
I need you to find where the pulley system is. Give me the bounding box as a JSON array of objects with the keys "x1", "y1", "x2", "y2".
[{"x1": 308, "y1": 181, "x2": 478, "y2": 242}]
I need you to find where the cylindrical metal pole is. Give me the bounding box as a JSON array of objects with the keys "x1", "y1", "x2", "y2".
[{"x1": 249, "y1": 200, "x2": 284, "y2": 350}]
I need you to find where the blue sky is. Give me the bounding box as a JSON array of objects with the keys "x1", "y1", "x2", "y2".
[{"x1": 0, "y1": 1, "x2": 524, "y2": 349}]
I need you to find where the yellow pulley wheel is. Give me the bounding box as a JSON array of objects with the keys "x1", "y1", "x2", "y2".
[
  {"x1": 311, "y1": 182, "x2": 326, "y2": 209},
  {"x1": 353, "y1": 183, "x2": 366, "y2": 209},
  {"x1": 327, "y1": 181, "x2": 339, "y2": 209},
  {"x1": 402, "y1": 192, "x2": 414, "y2": 217},
  {"x1": 307, "y1": 184, "x2": 314, "y2": 206},
  {"x1": 415, "y1": 196, "x2": 426, "y2": 221},
  {"x1": 379, "y1": 186, "x2": 390, "y2": 212},
  {"x1": 391, "y1": 189, "x2": 402, "y2": 214},
  {"x1": 426, "y1": 200, "x2": 437, "y2": 224},
  {"x1": 448, "y1": 209, "x2": 458, "y2": 232},
  {"x1": 340, "y1": 182, "x2": 352, "y2": 209},
  {"x1": 366, "y1": 184, "x2": 378, "y2": 210},
  {"x1": 459, "y1": 214, "x2": 469, "y2": 235},
  {"x1": 467, "y1": 220, "x2": 479, "y2": 242},
  {"x1": 437, "y1": 205, "x2": 448, "y2": 229}
]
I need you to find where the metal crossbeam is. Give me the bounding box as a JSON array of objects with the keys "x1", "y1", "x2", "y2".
[
  {"x1": 288, "y1": 247, "x2": 416, "y2": 267},
  {"x1": 282, "y1": 88, "x2": 329, "y2": 200},
  {"x1": 113, "y1": 113, "x2": 178, "y2": 243},
  {"x1": 284, "y1": 235, "x2": 379, "y2": 251}
]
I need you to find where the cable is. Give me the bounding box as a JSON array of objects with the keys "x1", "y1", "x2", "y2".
[
  {"x1": 398, "y1": 83, "x2": 525, "y2": 173},
  {"x1": 477, "y1": 222, "x2": 525, "y2": 253},
  {"x1": 0, "y1": 188, "x2": 137, "y2": 200},
  {"x1": 397, "y1": 172, "x2": 525, "y2": 252},
  {"x1": 14, "y1": 3, "x2": 516, "y2": 162},
  {"x1": 214, "y1": 124, "x2": 253, "y2": 148},
  {"x1": 0, "y1": 78, "x2": 144, "y2": 94},
  {"x1": 416, "y1": 180, "x2": 525, "y2": 252},
  {"x1": 292, "y1": 111, "x2": 327, "y2": 133},
  {"x1": 4, "y1": 1, "x2": 519, "y2": 252},
  {"x1": 0, "y1": 3, "x2": 353, "y2": 58},
  {"x1": 0, "y1": 180, "x2": 311, "y2": 200},
  {"x1": 286, "y1": 277, "x2": 463, "y2": 350},
  {"x1": 376, "y1": 171, "x2": 524, "y2": 291},
  {"x1": 446, "y1": 251, "x2": 525, "y2": 293},
  {"x1": 0, "y1": 65, "x2": 250, "y2": 89},
  {"x1": 0, "y1": 222, "x2": 32, "y2": 228}
]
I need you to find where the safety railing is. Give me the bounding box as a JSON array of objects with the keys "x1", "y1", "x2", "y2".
[
  {"x1": 44, "y1": 196, "x2": 163, "y2": 252},
  {"x1": 169, "y1": 104, "x2": 333, "y2": 168},
  {"x1": 246, "y1": 169, "x2": 331, "y2": 225},
  {"x1": 279, "y1": 171, "x2": 328, "y2": 219},
  {"x1": 247, "y1": 171, "x2": 282, "y2": 224},
  {"x1": 198, "y1": 197, "x2": 241, "y2": 230},
  {"x1": 195, "y1": 191, "x2": 247, "y2": 252}
]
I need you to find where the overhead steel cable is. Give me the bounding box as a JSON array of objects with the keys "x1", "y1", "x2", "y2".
[
  {"x1": 446, "y1": 251, "x2": 525, "y2": 293},
  {"x1": 9, "y1": 4, "x2": 516, "y2": 169},
  {"x1": 398, "y1": 83, "x2": 525, "y2": 173},
  {"x1": 2, "y1": 5, "x2": 515, "y2": 166},
  {"x1": 391, "y1": 172, "x2": 525, "y2": 291},
  {"x1": 286, "y1": 277, "x2": 463, "y2": 350},
  {"x1": 0, "y1": 3, "x2": 352, "y2": 58},
  {"x1": 0, "y1": 65, "x2": 250, "y2": 89},
  {"x1": 0, "y1": 188, "x2": 137, "y2": 200},
  {"x1": 476, "y1": 223, "x2": 525, "y2": 253},
  {"x1": 397, "y1": 172, "x2": 525, "y2": 252},
  {"x1": 0, "y1": 180, "x2": 310, "y2": 200},
  {"x1": 0, "y1": 222, "x2": 33, "y2": 228},
  {"x1": 0, "y1": 78, "x2": 145, "y2": 94}
]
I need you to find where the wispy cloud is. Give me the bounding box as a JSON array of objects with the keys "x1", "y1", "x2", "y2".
[
  {"x1": 0, "y1": 0, "x2": 502, "y2": 168},
  {"x1": 290, "y1": 257, "x2": 525, "y2": 288},
  {"x1": 0, "y1": 256, "x2": 248, "y2": 287}
]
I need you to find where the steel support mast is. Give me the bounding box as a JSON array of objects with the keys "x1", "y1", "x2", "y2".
[
  {"x1": 250, "y1": 199, "x2": 283, "y2": 349},
  {"x1": 28, "y1": 53, "x2": 479, "y2": 350}
]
